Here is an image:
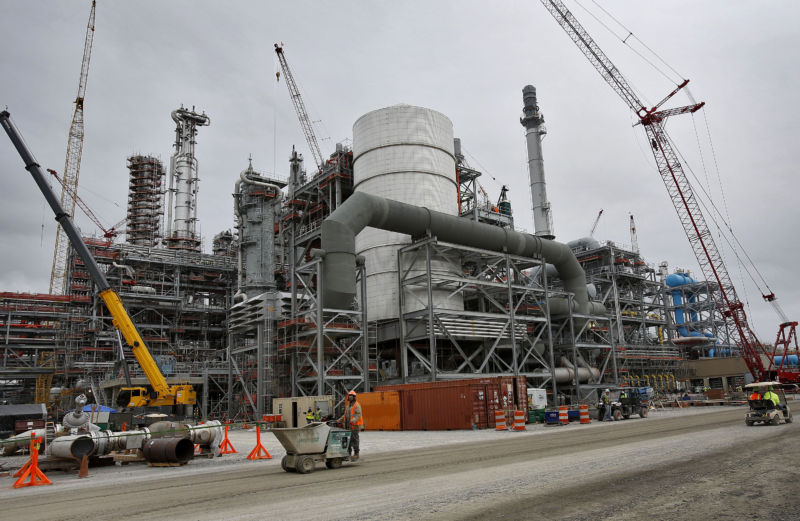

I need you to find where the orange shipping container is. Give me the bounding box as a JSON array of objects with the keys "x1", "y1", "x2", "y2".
[{"x1": 357, "y1": 391, "x2": 402, "y2": 431}]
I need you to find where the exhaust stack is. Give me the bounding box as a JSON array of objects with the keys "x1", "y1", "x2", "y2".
[{"x1": 521, "y1": 85, "x2": 554, "y2": 239}]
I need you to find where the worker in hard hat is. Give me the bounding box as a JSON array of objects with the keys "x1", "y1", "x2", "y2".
[
  {"x1": 749, "y1": 389, "x2": 762, "y2": 401},
  {"x1": 313, "y1": 406, "x2": 322, "y2": 422},
  {"x1": 763, "y1": 387, "x2": 780, "y2": 408},
  {"x1": 338, "y1": 390, "x2": 364, "y2": 460},
  {"x1": 305, "y1": 408, "x2": 315, "y2": 424},
  {"x1": 601, "y1": 389, "x2": 612, "y2": 421}
]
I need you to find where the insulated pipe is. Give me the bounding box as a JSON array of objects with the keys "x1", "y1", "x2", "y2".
[
  {"x1": 48, "y1": 434, "x2": 95, "y2": 460},
  {"x1": 321, "y1": 192, "x2": 603, "y2": 318}
]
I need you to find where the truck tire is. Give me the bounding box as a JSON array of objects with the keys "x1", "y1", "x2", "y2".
[
  {"x1": 325, "y1": 458, "x2": 343, "y2": 469},
  {"x1": 745, "y1": 419, "x2": 754, "y2": 426},
  {"x1": 770, "y1": 415, "x2": 781, "y2": 426},
  {"x1": 296, "y1": 455, "x2": 315, "y2": 474},
  {"x1": 785, "y1": 414, "x2": 793, "y2": 424},
  {"x1": 639, "y1": 408, "x2": 648, "y2": 418}
]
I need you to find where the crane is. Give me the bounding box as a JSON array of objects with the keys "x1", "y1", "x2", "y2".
[
  {"x1": 274, "y1": 43, "x2": 324, "y2": 173},
  {"x1": 2, "y1": 110, "x2": 195, "y2": 409},
  {"x1": 50, "y1": 0, "x2": 96, "y2": 295},
  {"x1": 540, "y1": 0, "x2": 797, "y2": 383},
  {"x1": 47, "y1": 169, "x2": 125, "y2": 239},
  {"x1": 589, "y1": 209, "x2": 603, "y2": 238}
]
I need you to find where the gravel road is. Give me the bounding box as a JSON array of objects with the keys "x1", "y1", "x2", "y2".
[{"x1": 2, "y1": 407, "x2": 798, "y2": 520}]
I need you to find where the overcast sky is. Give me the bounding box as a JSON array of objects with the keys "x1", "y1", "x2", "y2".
[{"x1": 1, "y1": 1, "x2": 798, "y2": 341}]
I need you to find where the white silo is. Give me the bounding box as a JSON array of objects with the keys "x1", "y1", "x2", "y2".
[{"x1": 353, "y1": 104, "x2": 465, "y2": 321}]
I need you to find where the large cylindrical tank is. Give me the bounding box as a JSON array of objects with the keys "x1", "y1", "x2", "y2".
[{"x1": 353, "y1": 105, "x2": 464, "y2": 320}]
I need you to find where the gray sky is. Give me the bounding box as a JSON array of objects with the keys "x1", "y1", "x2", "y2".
[{"x1": 1, "y1": 1, "x2": 798, "y2": 341}]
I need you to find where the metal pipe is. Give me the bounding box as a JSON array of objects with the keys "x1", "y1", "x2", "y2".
[
  {"x1": 142, "y1": 437, "x2": 194, "y2": 464},
  {"x1": 320, "y1": 192, "x2": 603, "y2": 318}
]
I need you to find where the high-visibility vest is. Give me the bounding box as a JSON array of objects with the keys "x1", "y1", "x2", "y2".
[
  {"x1": 347, "y1": 402, "x2": 363, "y2": 426},
  {"x1": 305, "y1": 411, "x2": 314, "y2": 421},
  {"x1": 749, "y1": 392, "x2": 761, "y2": 400}
]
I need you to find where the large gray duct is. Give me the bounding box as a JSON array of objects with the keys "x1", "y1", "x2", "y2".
[{"x1": 321, "y1": 192, "x2": 604, "y2": 317}]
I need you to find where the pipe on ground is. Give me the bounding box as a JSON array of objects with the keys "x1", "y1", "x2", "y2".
[
  {"x1": 48, "y1": 435, "x2": 95, "y2": 460},
  {"x1": 321, "y1": 192, "x2": 605, "y2": 318},
  {"x1": 142, "y1": 437, "x2": 194, "y2": 464}
]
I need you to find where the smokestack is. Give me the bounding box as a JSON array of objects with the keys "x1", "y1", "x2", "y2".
[{"x1": 521, "y1": 85, "x2": 554, "y2": 239}]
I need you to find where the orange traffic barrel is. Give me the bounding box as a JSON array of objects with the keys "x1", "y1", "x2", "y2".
[
  {"x1": 512, "y1": 410, "x2": 526, "y2": 431},
  {"x1": 579, "y1": 404, "x2": 591, "y2": 424},
  {"x1": 495, "y1": 410, "x2": 507, "y2": 431},
  {"x1": 558, "y1": 406, "x2": 569, "y2": 425}
]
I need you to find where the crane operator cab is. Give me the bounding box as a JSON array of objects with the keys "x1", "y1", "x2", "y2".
[{"x1": 745, "y1": 382, "x2": 793, "y2": 426}]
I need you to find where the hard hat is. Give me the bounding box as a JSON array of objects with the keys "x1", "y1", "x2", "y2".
[
  {"x1": 604, "y1": 389, "x2": 610, "y2": 393},
  {"x1": 348, "y1": 390, "x2": 357, "y2": 396}
]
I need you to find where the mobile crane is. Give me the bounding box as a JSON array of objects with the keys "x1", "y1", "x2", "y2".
[{"x1": 1, "y1": 110, "x2": 196, "y2": 409}]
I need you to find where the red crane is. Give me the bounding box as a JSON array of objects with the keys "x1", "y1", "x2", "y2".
[
  {"x1": 47, "y1": 169, "x2": 125, "y2": 239},
  {"x1": 274, "y1": 43, "x2": 324, "y2": 173},
  {"x1": 540, "y1": 0, "x2": 798, "y2": 383}
]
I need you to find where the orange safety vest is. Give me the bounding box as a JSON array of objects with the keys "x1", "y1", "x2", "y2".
[
  {"x1": 749, "y1": 392, "x2": 761, "y2": 400},
  {"x1": 347, "y1": 401, "x2": 363, "y2": 427}
]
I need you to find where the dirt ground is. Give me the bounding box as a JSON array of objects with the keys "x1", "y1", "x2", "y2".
[{"x1": 1, "y1": 406, "x2": 798, "y2": 520}]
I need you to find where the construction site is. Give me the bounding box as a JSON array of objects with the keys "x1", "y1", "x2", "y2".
[{"x1": 1, "y1": 1, "x2": 798, "y2": 519}]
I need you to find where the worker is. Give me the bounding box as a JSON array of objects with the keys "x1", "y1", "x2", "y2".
[
  {"x1": 314, "y1": 406, "x2": 322, "y2": 422},
  {"x1": 619, "y1": 389, "x2": 628, "y2": 401},
  {"x1": 749, "y1": 389, "x2": 762, "y2": 401},
  {"x1": 305, "y1": 408, "x2": 315, "y2": 424},
  {"x1": 601, "y1": 389, "x2": 612, "y2": 421},
  {"x1": 763, "y1": 387, "x2": 780, "y2": 408},
  {"x1": 338, "y1": 390, "x2": 363, "y2": 460}
]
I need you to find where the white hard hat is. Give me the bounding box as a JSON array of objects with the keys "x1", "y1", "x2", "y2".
[{"x1": 604, "y1": 389, "x2": 610, "y2": 393}]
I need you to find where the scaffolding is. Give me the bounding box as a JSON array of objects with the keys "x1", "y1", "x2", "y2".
[{"x1": 126, "y1": 155, "x2": 165, "y2": 247}]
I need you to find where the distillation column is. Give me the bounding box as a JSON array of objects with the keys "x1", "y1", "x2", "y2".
[
  {"x1": 165, "y1": 106, "x2": 210, "y2": 251},
  {"x1": 520, "y1": 85, "x2": 554, "y2": 239}
]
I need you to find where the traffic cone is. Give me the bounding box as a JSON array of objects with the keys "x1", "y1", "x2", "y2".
[
  {"x1": 218, "y1": 425, "x2": 237, "y2": 455},
  {"x1": 13, "y1": 437, "x2": 51, "y2": 488},
  {"x1": 247, "y1": 426, "x2": 272, "y2": 460},
  {"x1": 78, "y1": 454, "x2": 89, "y2": 478}
]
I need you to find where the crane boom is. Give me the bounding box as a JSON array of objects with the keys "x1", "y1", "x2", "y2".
[
  {"x1": 589, "y1": 209, "x2": 603, "y2": 238},
  {"x1": 274, "y1": 43, "x2": 324, "y2": 173},
  {"x1": 50, "y1": 0, "x2": 96, "y2": 294},
  {"x1": 540, "y1": 0, "x2": 776, "y2": 381},
  {"x1": 2, "y1": 110, "x2": 195, "y2": 405}
]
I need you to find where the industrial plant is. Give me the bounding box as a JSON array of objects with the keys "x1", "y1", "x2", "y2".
[{"x1": 1, "y1": 0, "x2": 797, "y2": 458}]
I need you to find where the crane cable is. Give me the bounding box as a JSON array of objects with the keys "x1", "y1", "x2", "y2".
[
  {"x1": 663, "y1": 122, "x2": 769, "y2": 301},
  {"x1": 582, "y1": 0, "x2": 686, "y2": 85}
]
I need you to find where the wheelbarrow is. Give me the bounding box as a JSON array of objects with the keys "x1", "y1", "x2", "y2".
[{"x1": 271, "y1": 422, "x2": 352, "y2": 473}]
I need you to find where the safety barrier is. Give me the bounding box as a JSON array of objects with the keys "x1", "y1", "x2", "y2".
[
  {"x1": 512, "y1": 410, "x2": 526, "y2": 431},
  {"x1": 247, "y1": 426, "x2": 272, "y2": 460},
  {"x1": 13, "y1": 434, "x2": 51, "y2": 488},
  {"x1": 218, "y1": 425, "x2": 237, "y2": 455},
  {"x1": 558, "y1": 406, "x2": 569, "y2": 425},
  {"x1": 579, "y1": 404, "x2": 591, "y2": 424},
  {"x1": 494, "y1": 410, "x2": 507, "y2": 431}
]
